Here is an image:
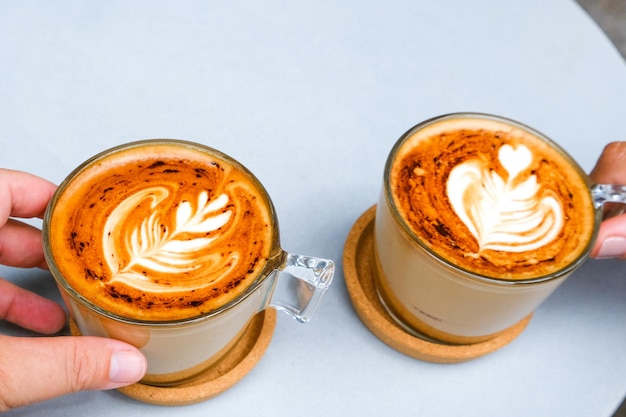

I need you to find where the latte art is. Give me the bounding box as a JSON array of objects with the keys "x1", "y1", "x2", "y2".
[
  {"x1": 104, "y1": 188, "x2": 236, "y2": 293},
  {"x1": 47, "y1": 142, "x2": 274, "y2": 321},
  {"x1": 447, "y1": 144, "x2": 564, "y2": 254}
]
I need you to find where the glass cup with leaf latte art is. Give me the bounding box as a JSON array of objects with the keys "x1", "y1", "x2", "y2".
[
  {"x1": 43, "y1": 139, "x2": 334, "y2": 386},
  {"x1": 374, "y1": 113, "x2": 626, "y2": 345}
]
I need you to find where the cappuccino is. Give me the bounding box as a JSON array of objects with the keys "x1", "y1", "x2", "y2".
[
  {"x1": 389, "y1": 117, "x2": 595, "y2": 280},
  {"x1": 44, "y1": 139, "x2": 334, "y2": 386},
  {"x1": 47, "y1": 141, "x2": 275, "y2": 321},
  {"x1": 374, "y1": 114, "x2": 598, "y2": 343}
]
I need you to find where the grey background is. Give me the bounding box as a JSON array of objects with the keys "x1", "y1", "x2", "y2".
[{"x1": 0, "y1": 1, "x2": 625, "y2": 415}]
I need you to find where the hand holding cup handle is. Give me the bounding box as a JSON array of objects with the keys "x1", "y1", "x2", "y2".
[
  {"x1": 590, "y1": 142, "x2": 626, "y2": 259},
  {"x1": 43, "y1": 140, "x2": 336, "y2": 388},
  {"x1": 372, "y1": 113, "x2": 626, "y2": 346}
]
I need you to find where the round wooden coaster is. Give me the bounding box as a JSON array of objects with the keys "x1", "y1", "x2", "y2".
[
  {"x1": 69, "y1": 309, "x2": 276, "y2": 406},
  {"x1": 342, "y1": 205, "x2": 532, "y2": 364}
]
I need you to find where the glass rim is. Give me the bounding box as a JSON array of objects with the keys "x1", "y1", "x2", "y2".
[
  {"x1": 382, "y1": 112, "x2": 601, "y2": 286},
  {"x1": 43, "y1": 138, "x2": 283, "y2": 327}
]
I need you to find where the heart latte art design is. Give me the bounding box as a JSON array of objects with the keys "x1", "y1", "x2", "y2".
[
  {"x1": 103, "y1": 187, "x2": 236, "y2": 293},
  {"x1": 447, "y1": 144, "x2": 564, "y2": 254}
]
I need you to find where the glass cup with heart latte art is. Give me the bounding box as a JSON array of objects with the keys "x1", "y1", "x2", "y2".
[
  {"x1": 43, "y1": 139, "x2": 334, "y2": 386},
  {"x1": 375, "y1": 113, "x2": 626, "y2": 345}
]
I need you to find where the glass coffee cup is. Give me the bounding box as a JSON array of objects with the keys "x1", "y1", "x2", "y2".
[
  {"x1": 43, "y1": 139, "x2": 334, "y2": 386},
  {"x1": 374, "y1": 113, "x2": 626, "y2": 345}
]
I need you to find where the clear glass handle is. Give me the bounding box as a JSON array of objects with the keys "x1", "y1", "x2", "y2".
[
  {"x1": 592, "y1": 184, "x2": 626, "y2": 208},
  {"x1": 269, "y1": 253, "x2": 335, "y2": 323}
]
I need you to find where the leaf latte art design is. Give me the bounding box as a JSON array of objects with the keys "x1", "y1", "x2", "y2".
[
  {"x1": 447, "y1": 144, "x2": 564, "y2": 254},
  {"x1": 103, "y1": 187, "x2": 236, "y2": 293}
]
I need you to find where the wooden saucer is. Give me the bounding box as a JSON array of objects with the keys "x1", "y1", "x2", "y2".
[
  {"x1": 342, "y1": 205, "x2": 532, "y2": 364},
  {"x1": 69, "y1": 309, "x2": 276, "y2": 406}
]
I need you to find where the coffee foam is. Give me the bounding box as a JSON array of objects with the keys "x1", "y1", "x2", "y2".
[
  {"x1": 447, "y1": 143, "x2": 564, "y2": 253},
  {"x1": 49, "y1": 143, "x2": 274, "y2": 321},
  {"x1": 390, "y1": 117, "x2": 595, "y2": 280}
]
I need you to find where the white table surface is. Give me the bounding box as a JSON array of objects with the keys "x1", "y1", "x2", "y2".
[{"x1": 1, "y1": 1, "x2": 626, "y2": 416}]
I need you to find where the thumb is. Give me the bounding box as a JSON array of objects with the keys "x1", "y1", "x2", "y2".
[
  {"x1": 591, "y1": 213, "x2": 626, "y2": 259},
  {"x1": 0, "y1": 335, "x2": 146, "y2": 411}
]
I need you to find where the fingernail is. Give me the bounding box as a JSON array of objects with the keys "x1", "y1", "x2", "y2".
[
  {"x1": 109, "y1": 350, "x2": 147, "y2": 385},
  {"x1": 596, "y1": 236, "x2": 626, "y2": 259}
]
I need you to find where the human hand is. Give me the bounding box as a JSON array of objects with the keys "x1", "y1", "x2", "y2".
[
  {"x1": 0, "y1": 169, "x2": 146, "y2": 411},
  {"x1": 589, "y1": 142, "x2": 626, "y2": 259}
]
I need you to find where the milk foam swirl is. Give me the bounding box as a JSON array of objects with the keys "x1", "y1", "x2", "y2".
[
  {"x1": 104, "y1": 187, "x2": 237, "y2": 293},
  {"x1": 447, "y1": 144, "x2": 564, "y2": 254}
]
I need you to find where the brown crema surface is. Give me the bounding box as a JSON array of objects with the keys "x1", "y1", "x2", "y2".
[
  {"x1": 48, "y1": 143, "x2": 274, "y2": 321},
  {"x1": 390, "y1": 118, "x2": 596, "y2": 280}
]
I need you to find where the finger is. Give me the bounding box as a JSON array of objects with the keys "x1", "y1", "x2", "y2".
[
  {"x1": 0, "y1": 169, "x2": 56, "y2": 227},
  {"x1": 0, "y1": 278, "x2": 66, "y2": 334},
  {"x1": 0, "y1": 219, "x2": 48, "y2": 269},
  {"x1": 591, "y1": 214, "x2": 626, "y2": 259},
  {"x1": 0, "y1": 335, "x2": 147, "y2": 411},
  {"x1": 588, "y1": 142, "x2": 626, "y2": 259},
  {"x1": 589, "y1": 142, "x2": 626, "y2": 184}
]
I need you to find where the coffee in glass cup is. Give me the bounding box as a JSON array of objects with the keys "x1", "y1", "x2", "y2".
[
  {"x1": 374, "y1": 113, "x2": 622, "y2": 345},
  {"x1": 43, "y1": 139, "x2": 334, "y2": 386}
]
